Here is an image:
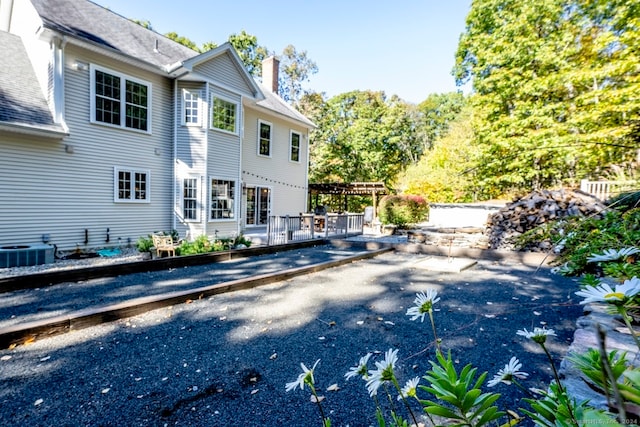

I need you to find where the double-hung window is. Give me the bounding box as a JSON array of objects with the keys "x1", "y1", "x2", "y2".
[
  {"x1": 290, "y1": 131, "x2": 301, "y2": 162},
  {"x1": 182, "y1": 90, "x2": 200, "y2": 126},
  {"x1": 92, "y1": 65, "x2": 151, "y2": 132},
  {"x1": 211, "y1": 96, "x2": 237, "y2": 133},
  {"x1": 183, "y1": 178, "x2": 199, "y2": 220},
  {"x1": 114, "y1": 167, "x2": 150, "y2": 202},
  {"x1": 258, "y1": 120, "x2": 272, "y2": 157},
  {"x1": 210, "y1": 178, "x2": 235, "y2": 220}
]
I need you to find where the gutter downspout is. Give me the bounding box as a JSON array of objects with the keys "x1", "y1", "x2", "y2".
[
  {"x1": 172, "y1": 79, "x2": 178, "y2": 234},
  {"x1": 53, "y1": 36, "x2": 69, "y2": 133},
  {"x1": 0, "y1": 0, "x2": 14, "y2": 32},
  {"x1": 237, "y1": 96, "x2": 244, "y2": 238}
]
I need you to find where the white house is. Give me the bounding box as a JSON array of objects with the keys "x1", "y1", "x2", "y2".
[{"x1": 0, "y1": 0, "x2": 314, "y2": 252}]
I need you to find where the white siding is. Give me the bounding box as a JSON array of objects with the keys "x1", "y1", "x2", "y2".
[
  {"x1": 205, "y1": 86, "x2": 242, "y2": 238},
  {"x1": 193, "y1": 53, "x2": 255, "y2": 98},
  {"x1": 174, "y1": 82, "x2": 207, "y2": 240},
  {"x1": 242, "y1": 108, "x2": 309, "y2": 218},
  {"x1": 0, "y1": 44, "x2": 175, "y2": 251}
]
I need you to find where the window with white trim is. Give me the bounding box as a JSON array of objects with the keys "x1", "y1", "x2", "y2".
[
  {"x1": 92, "y1": 65, "x2": 151, "y2": 132},
  {"x1": 211, "y1": 96, "x2": 237, "y2": 133},
  {"x1": 183, "y1": 178, "x2": 199, "y2": 220},
  {"x1": 290, "y1": 131, "x2": 301, "y2": 162},
  {"x1": 258, "y1": 120, "x2": 272, "y2": 157},
  {"x1": 114, "y1": 167, "x2": 150, "y2": 202},
  {"x1": 210, "y1": 178, "x2": 235, "y2": 220},
  {"x1": 182, "y1": 90, "x2": 200, "y2": 126}
]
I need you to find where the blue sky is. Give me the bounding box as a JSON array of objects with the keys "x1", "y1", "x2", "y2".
[{"x1": 96, "y1": 0, "x2": 472, "y2": 104}]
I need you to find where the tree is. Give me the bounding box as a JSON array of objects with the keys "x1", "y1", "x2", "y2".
[
  {"x1": 228, "y1": 31, "x2": 268, "y2": 77},
  {"x1": 415, "y1": 92, "x2": 466, "y2": 155},
  {"x1": 454, "y1": 0, "x2": 640, "y2": 195},
  {"x1": 164, "y1": 31, "x2": 199, "y2": 52},
  {"x1": 278, "y1": 45, "x2": 319, "y2": 105},
  {"x1": 396, "y1": 106, "x2": 478, "y2": 202},
  {"x1": 307, "y1": 91, "x2": 418, "y2": 188}
]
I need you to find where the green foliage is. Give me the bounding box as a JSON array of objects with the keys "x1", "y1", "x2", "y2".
[
  {"x1": 279, "y1": 44, "x2": 318, "y2": 105},
  {"x1": 567, "y1": 349, "x2": 628, "y2": 395},
  {"x1": 522, "y1": 382, "x2": 614, "y2": 427},
  {"x1": 454, "y1": 0, "x2": 640, "y2": 195},
  {"x1": 164, "y1": 31, "x2": 199, "y2": 51},
  {"x1": 416, "y1": 92, "x2": 467, "y2": 155},
  {"x1": 177, "y1": 234, "x2": 251, "y2": 256},
  {"x1": 228, "y1": 31, "x2": 268, "y2": 77},
  {"x1": 420, "y1": 351, "x2": 504, "y2": 427},
  {"x1": 306, "y1": 91, "x2": 419, "y2": 188},
  {"x1": 397, "y1": 106, "x2": 478, "y2": 202},
  {"x1": 608, "y1": 190, "x2": 640, "y2": 212},
  {"x1": 519, "y1": 209, "x2": 640, "y2": 277},
  {"x1": 135, "y1": 235, "x2": 154, "y2": 253},
  {"x1": 378, "y1": 195, "x2": 429, "y2": 228}
]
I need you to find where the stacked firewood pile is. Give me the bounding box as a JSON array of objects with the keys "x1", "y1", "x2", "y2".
[{"x1": 485, "y1": 189, "x2": 607, "y2": 251}]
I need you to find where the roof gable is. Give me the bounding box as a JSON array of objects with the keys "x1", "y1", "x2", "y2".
[
  {"x1": 181, "y1": 43, "x2": 263, "y2": 99},
  {"x1": 0, "y1": 31, "x2": 66, "y2": 136},
  {"x1": 31, "y1": 0, "x2": 198, "y2": 69}
]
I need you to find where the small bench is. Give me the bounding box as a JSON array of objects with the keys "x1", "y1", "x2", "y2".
[{"x1": 152, "y1": 234, "x2": 177, "y2": 258}]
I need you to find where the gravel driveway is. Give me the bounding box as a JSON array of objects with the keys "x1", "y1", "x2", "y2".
[{"x1": 0, "y1": 250, "x2": 582, "y2": 426}]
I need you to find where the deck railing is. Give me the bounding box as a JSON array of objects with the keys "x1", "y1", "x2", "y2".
[
  {"x1": 266, "y1": 213, "x2": 364, "y2": 246},
  {"x1": 580, "y1": 179, "x2": 638, "y2": 201}
]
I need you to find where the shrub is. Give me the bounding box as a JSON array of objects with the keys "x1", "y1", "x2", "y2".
[
  {"x1": 378, "y1": 194, "x2": 429, "y2": 228},
  {"x1": 135, "y1": 235, "x2": 154, "y2": 253}
]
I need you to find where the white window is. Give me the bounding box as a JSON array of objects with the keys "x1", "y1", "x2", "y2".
[
  {"x1": 210, "y1": 178, "x2": 236, "y2": 220},
  {"x1": 91, "y1": 65, "x2": 151, "y2": 132},
  {"x1": 211, "y1": 96, "x2": 237, "y2": 134},
  {"x1": 290, "y1": 131, "x2": 301, "y2": 162},
  {"x1": 182, "y1": 89, "x2": 200, "y2": 126},
  {"x1": 258, "y1": 120, "x2": 272, "y2": 157},
  {"x1": 114, "y1": 167, "x2": 150, "y2": 202},
  {"x1": 183, "y1": 177, "x2": 199, "y2": 220}
]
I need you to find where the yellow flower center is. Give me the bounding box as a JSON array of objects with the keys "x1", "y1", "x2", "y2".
[{"x1": 604, "y1": 292, "x2": 625, "y2": 300}]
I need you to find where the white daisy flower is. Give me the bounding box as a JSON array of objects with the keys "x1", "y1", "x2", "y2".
[
  {"x1": 397, "y1": 376, "x2": 420, "y2": 400},
  {"x1": 366, "y1": 348, "x2": 399, "y2": 397},
  {"x1": 487, "y1": 357, "x2": 529, "y2": 387},
  {"x1": 587, "y1": 247, "x2": 640, "y2": 263},
  {"x1": 575, "y1": 278, "x2": 640, "y2": 305},
  {"x1": 406, "y1": 289, "x2": 440, "y2": 322},
  {"x1": 285, "y1": 359, "x2": 320, "y2": 392},
  {"x1": 516, "y1": 327, "x2": 556, "y2": 344},
  {"x1": 344, "y1": 353, "x2": 372, "y2": 381}
]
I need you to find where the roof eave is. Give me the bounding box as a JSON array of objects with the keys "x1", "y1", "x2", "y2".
[
  {"x1": 38, "y1": 27, "x2": 175, "y2": 77},
  {"x1": 0, "y1": 122, "x2": 69, "y2": 139}
]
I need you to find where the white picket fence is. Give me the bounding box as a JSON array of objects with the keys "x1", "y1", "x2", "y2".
[{"x1": 580, "y1": 179, "x2": 638, "y2": 201}]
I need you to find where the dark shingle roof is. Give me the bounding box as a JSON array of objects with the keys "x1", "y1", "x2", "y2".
[
  {"x1": 0, "y1": 31, "x2": 65, "y2": 133},
  {"x1": 256, "y1": 86, "x2": 316, "y2": 128},
  {"x1": 31, "y1": 0, "x2": 198, "y2": 69}
]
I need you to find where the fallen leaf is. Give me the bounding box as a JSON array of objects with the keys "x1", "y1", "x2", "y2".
[
  {"x1": 1, "y1": 355, "x2": 11, "y2": 361},
  {"x1": 24, "y1": 337, "x2": 36, "y2": 345},
  {"x1": 484, "y1": 314, "x2": 496, "y2": 318},
  {"x1": 40, "y1": 356, "x2": 51, "y2": 362},
  {"x1": 377, "y1": 317, "x2": 383, "y2": 321},
  {"x1": 384, "y1": 321, "x2": 395, "y2": 326},
  {"x1": 219, "y1": 316, "x2": 227, "y2": 321},
  {"x1": 249, "y1": 377, "x2": 258, "y2": 383},
  {"x1": 34, "y1": 399, "x2": 43, "y2": 406},
  {"x1": 328, "y1": 321, "x2": 336, "y2": 327},
  {"x1": 318, "y1": 336, "x2": 326, "y2": 340},
  {"x1": 101, "y1": 388, "x2": 110, "y2": 394},
  {"x1": 185, "y1": 299, "x2": 193, "y2": 304},
  {"x1": 326, "y1": 384, "x2": 340, "y2": 392},
  {"x1": 310, "y1": 395, "x2": 325, "y2": 403},
  {"x1": 533, "y1": 311, "x2": 542, "y2": 316},
  {"x1": 269, "y1": 353, "x2": 278, "y2": 360},
  {"x1": 356, "y1": 321, "x2": 364, "y2": 325},
  {"x1": 251, "y1": 389, "x2": 259, "y2": 395}
]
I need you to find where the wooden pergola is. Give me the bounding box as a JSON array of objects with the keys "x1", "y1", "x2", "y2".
[{"x1": 307, "y1": 182, "x2": 388, "y2": 215}]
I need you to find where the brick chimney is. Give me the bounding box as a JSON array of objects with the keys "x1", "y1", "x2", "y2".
[{"x1": 262, "y1": 56, "x2": 279, "y2": 93}]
